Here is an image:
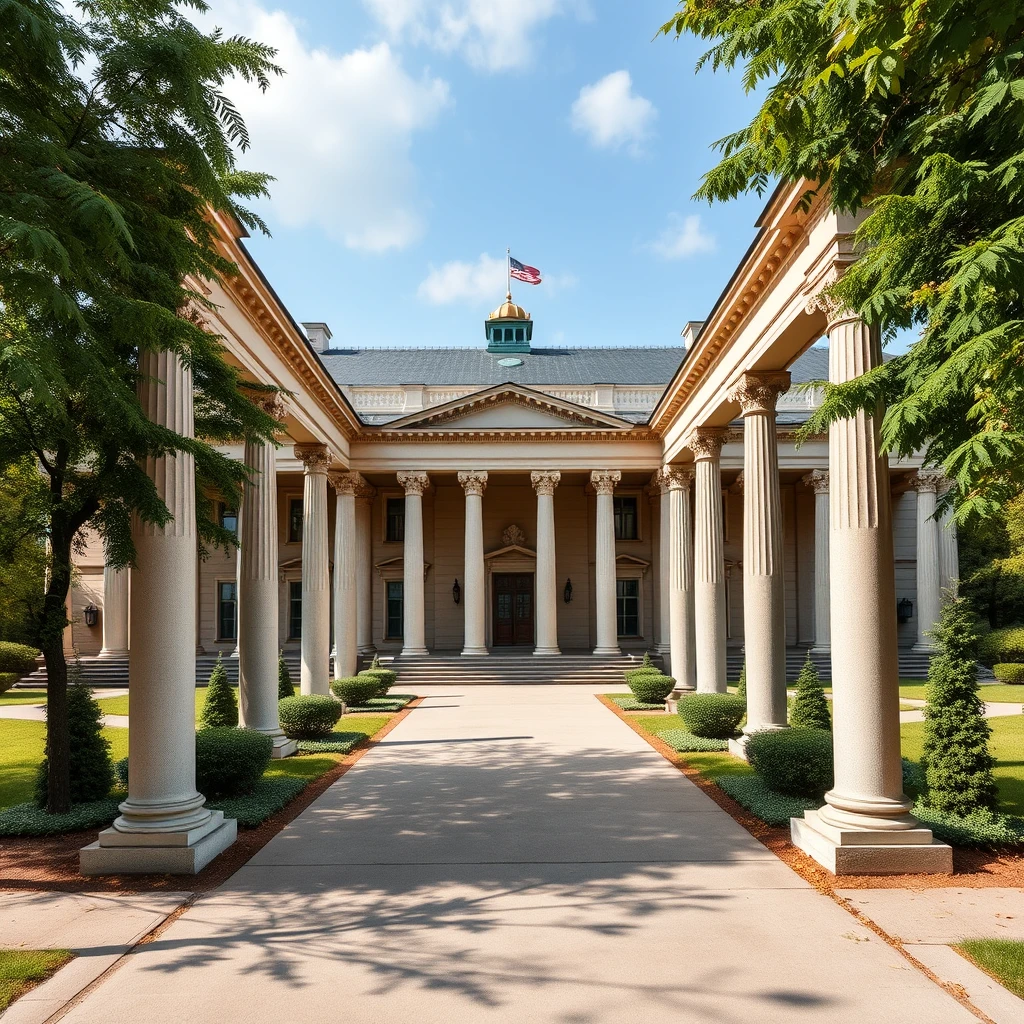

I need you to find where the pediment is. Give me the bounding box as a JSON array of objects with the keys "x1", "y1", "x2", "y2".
[
  {"x1": 385, "y1": 384, "x2": 633, "y2": 432},
  {"x1": 484, "y1": 544, "x2": 536, "y2": 561}
]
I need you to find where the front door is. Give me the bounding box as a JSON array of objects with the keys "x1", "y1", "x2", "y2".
[{"x1": 492, "y1": 573, "x2": 535, "y2": 646}]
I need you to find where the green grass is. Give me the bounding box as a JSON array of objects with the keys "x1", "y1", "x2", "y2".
[
  {"x1": 955, "y1": 940, "x2": 1024, "y2": 999},
  {"x1": 95, "y1": 687, "x2": 213, "y2": 721},
  {"x1": 0, "y1": 689, "x2": 48, "y2": 706},
  {"x1": 0, "y1": 950, "x2": 74, "y2": 1011},
  {"x1": 634, "y1": 715, "x2": 755, "y2": 783}
]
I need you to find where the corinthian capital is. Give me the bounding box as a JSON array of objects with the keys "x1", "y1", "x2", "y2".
[
  {"x1": 728, "y1": 371, "x2": 791, "y2": 415},
  {"x1": 664, "y1": 466, "x2": 694, "y2": 491},
  {"x1": 590, "y1": 470, "x2": 621, "y2": 495},
  {"x1": 294, "y1": 443, "x2": 331, "y2": 473},
  {"x1": 251, "y1": 391, "x2": 289, "y2": 420},
  {"x1": 328, "y1": 471, "x2": 362, "y2": 496},
  {"x1": 397, "y1": 470, "x2": 430, "y2": 496},
  {"x1": 802, "y1": 469, "x2": 829, "y2": 495},
  {"x1": 531, "y1": 470, "x2": 561, "y2": 496},
  {"x1": 458, "y1": 470, "x2": 488, "y2": 497},
  {"x1": 910, "y1": 468, "x2": 946, "y2": 494},
  {"x1": 686, "y1": 427, "x2": 728, "y2": 461}
]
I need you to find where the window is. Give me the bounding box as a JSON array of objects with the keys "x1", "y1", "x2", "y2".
[
  {"x1": 492, "y1": 328, "x2": 503, "y2": 344},
  {"x1": 219, "y1": 503, "x2": 238, "y2": 537},
  {"x1": 288, "y1": 581, "x2": 302, "y2": 640},
  {"x1": 515, "y1": 327, "x2": 524, "y2": 341},
  {"x1": 505, "y1": 328, "x2": 514, "y2": 341},
  {"x1": 385, "y1": 497, "x2": 405, "y2": 542},
  {"x1": 386, "y1": 581, "x2": 404, "y2": 640},
  {"x1": 218, "y1": 581, "x2": 237, "y2": 640},
  {"x1": 288, "y1": 498, "x2": 303, "y2": 543},
  {"x1": 614, "y1": 496, "x2": 638, "y2": 540},
  {"x1": 616, "y1": 579, "x2": 640, "y2": 637}
]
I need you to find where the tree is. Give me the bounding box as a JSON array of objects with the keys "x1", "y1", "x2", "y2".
[
  {"x1": 0, "y1": 1, "x2": 282, "y2": 811},
  {"x1": 660, "y1": 2, "x2": 1024, "y2": 522},
  {"x1": 0, "y1": 459, "x2": 47, "y2": 644},
  {"x1": 201, "y1": 654, "x2": 237, "y2": 729},
  {"x1": 790, "y1": 654, "x2": 832, "y2": 731},
  {"x1": 921, "y1": 596, "x2": 997, "y2": 816},
  {"x1": 735, "y1": 663, "x2": 746, "y2": 701},
  {"x1": 278, "y1": 650, "x2": 294, "y2": 699}
]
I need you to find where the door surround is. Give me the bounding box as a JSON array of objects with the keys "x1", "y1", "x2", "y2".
[{"x1": 483, "y1": 541, "x2": 537, "y2": 649}]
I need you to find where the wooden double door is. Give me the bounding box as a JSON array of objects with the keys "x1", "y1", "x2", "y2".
[{"x1": 492, "y1": 573, "x2": 535, "y2": 646}]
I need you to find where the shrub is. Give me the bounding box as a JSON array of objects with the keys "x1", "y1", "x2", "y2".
[
  {"x1": 715, "y1": 774, "x2": 818, "y2": 826},
  {"x1": 641, "y1": 651, "x2": 653, "y2": 668},
  {"x1": 789, "y1": 654, "x2": 831, "y2": 731},
  {"x1": 624, "y1": 666, "x2": 662, "y2": 687},
  {"x1": 747, "y1": 728, "x2": 834, "y2": 799},
  {"x1": 0, "y1": 799, "x2": 121, "y2": 836},
  {"x1": 922, "y1": 597, "x2": 998, "y2": 816},
  {"x1": 735, "y1": 663, "x2": 746, "y2": 701},
  {"x1": 658, "y1": 729, "x2": 729, "y2": 753},
  {"x1": 278, "y1": 651, "x2": 295, "y2": 699},
  {"x1": 201, "y1": 654, "x2": 237, "y2": 729},
  {"x1": 278, "y1": 695, "x2": 342, "y2": 739},
  {"x1": 0, "y1": 671, "x2": 19, "y2": 694},
  {"x1": 676, "y1": 693, "x2": 746, "y2": 738},
  {"x1": 913, "y1": 803, "x2": 1024, "y2": 850},
  {"x1": 993, "y1": 663, "x2": 1024, "y2": 684},
  {"x1": 35, "y1": 682, "x2": 113, "y2": 808},
  {"x1": 358, "y1": 667, "x2": 397, "y2": 695},
  {"x1": 628, "y1": 673, "x2": 675, "y2": 704},
  {"x1": 331, "y1": 676, "x2": 381, "y2": 706},
  {"x1": 0, "y1": 641, "x2": 40, "y2": 676},
  {"x1": 976, "y1": 626, "x2": 1024, "y2": 667},
  {"x1": 195, "y1": 727, "x2": 273, "y2": 799}
]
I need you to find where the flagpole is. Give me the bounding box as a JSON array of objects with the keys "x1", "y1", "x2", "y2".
[{"x1": 506, "y1": 246, "x2": 511, "y2": 298}]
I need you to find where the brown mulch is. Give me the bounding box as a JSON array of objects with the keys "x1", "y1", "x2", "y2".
[
  {"x1": 0, "y1": 698, "x2": 422, "y2": 894},
  {"x1": 599, "y1": 695, "x2": 1024, "y2": 891}
]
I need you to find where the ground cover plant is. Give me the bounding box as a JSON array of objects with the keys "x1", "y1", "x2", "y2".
[
  {"x1": 0, "y1": 950, "x2": 74, "y2": 1012},
  {"x1": 955, "y1": 940, "x2": 1024, "y2": 1000},
  {"x1": 608, "y1": 693, "x2": 667, "y2": 712}
]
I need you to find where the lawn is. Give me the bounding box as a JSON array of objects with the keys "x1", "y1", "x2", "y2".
[
  {"x1": 955, "y1": 940, "x2": 1024, "y2": 1000},
  {"x1": 634, "y1": 715, "x2": 756, "y2": 783},
  {"x1": 0, "y1": 950, "x2": 74, "y2": 1012},
  {"x1": 0, "y1": 689, "x2": 48, "y2": 706},
  {"x1": 95, "y1": 687, "x2": 211, "y2": 720}
]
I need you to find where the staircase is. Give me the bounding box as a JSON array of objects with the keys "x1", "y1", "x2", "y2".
[{"x1": 725, "y1": 647, "x2": 933, "y2": 682}]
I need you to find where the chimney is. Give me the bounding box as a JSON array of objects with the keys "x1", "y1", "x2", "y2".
[
  {"x1": 682, "y1": 320, "x2": 705, "y2": 350},
  {"x1": 302, "y1": 322, "x2": 332, "y2": 354}
]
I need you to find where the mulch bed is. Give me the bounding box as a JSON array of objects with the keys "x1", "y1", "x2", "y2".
[{"x1": 0, "y1": 698, "x2": 422, "y2": 894}]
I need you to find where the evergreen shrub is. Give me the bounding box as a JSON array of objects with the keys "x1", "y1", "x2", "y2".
[
  {"x1": 676, "y1": 693, "x2": 746, "y2": 738},
  {"x1": 624, "y1": 666, "x2": 662, "y2": 686},
  {"x1": 331, "y1": 676, "x2": 381, "y2": 706},
  {"x1": 357, "y1": 667, "x2": 397, "y2": 695},
  {"x1": 0, "y1": 672, "x2": 18, "y2": 693},
  {"x1": 628, "y1": 673, "x2": 675, "y2": 704},
  {"x1": 735, "y1": 664, "x2": 746, "y2": 701},
  {"x1": 746, "y1": 728, "x2": 834, "y2": 799},
  {"x1": 278, "y1": 651, "x2": 295, "y2": 699},
  {"x1": 194, "y1": 728, "x2": 273, "y2": 799},
  {"x1": 977, "y1": 626, "x2": 1024, "y2": 667},
  {"x1": 992, "y1": 663, "x2": 1024, "y2": 684},
  {"x1": 0, "y1": 641, "x2": 40, "y2": 676},
  {"x1": 789, "y1": 655, "x2": 831, "y2": 730},
  {"x1": 201, "y1": 654, "x2": 237, "y2": 728},
  {"x1": 278, "y1": 695, "x2": 342, "y2": 738}
]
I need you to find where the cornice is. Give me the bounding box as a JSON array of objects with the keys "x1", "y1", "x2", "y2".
[{"x1": 355, "y1": 428, "x2": 661, "y2": 444}]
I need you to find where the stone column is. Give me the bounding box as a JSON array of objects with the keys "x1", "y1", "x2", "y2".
[
  {"x1": 295, "y1": 444, "x2": 331, "y2": 694},
  {"x1": 81, "y1": 349, "x2": 235, "y2": 875},
  {"x1": 99, "y1": 545, "x2": 129, "y2": 657},
  {"x1": 912, "y1": 470, "x2": 944, "y2": 651},
  {"x1": 397, "y1": 471, "x2": 429, "y2": 656},
  {"x1": 730, "y1": 373, "x2": 790, "y2": 738},
  {"x1": 803, "y1": 470, "x2": 831, "y2": 652},
  {"x1": 591, "y1": 470, "x2": 622, "y2": 655},
  {"x1": 938, "y1": 484, "x2": 959, "y2": 597},
  {"x1": 689, "y1": 428, "x2": 728, "y2": 693},
  {"x1": 239, "y1": 402, "x2": 295, "y2": 758},
  {"x1": 531, "y1": 471, "x2": 561, "y2": 656},
  {"x1": 791, "y1": 304, "x2": 950, "y2": 874},
  {"x1": 330, "y1": 472, "x2": 360, "y2": 679},
  {"x1": 667, "y1": 467, "x2": 696, "y2": 691},
  {"x1": 459, "y1": 471, "x2": 489, "y2": 656},
  {"x1": 355, "y1": 481, "x2": 376, "y2": 654},
  {"x1": 652, "y1": 472, "x2": 671, "y2": 656}
]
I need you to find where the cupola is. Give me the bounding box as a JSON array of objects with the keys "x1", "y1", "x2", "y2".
[{"x1": 485, "y1": 292, "x2": 532, "y2": 353}]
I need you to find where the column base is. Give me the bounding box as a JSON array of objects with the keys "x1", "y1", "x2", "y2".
[
  {"x1": 810, "y1": 645, "x2": 830, "y2": 655},
  {"x1": 654, "y1": 643, "x2": 671, "y2": 656},
  {"x1": 791, "y1": 808, "x2": 952, "y2": 875},
  {"x1": 358, "y1": 644, "x2": 377, "y2": 655},
  {"x1": 533, "y1": 647, "x2": 561, "y2": 657},
  {"x1": 97, "y1": 648, "x2": 128, "y2": 659},
  {"x1": 461, "y1": 647, "x2": 489, "y2": 657},
  {"x1": 727, "y1": 736, "x2": 749, "y2": 761},
  {"x1": 592, "y1": 646, "x2": 621, "y2": 656},
  {"x1": 80, "y1": 811, "x2": 237, "y2": 876},
  {"x1": 272, "y1": 736, "x2": 298, "y2": 758},
  {"x1": 400, "y1": 647, "x2": 429, "y2": 657}
]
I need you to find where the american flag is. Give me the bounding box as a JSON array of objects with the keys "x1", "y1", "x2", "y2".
[{"x1": 509, "y1": 256, "x2": 542, "y2": 285}]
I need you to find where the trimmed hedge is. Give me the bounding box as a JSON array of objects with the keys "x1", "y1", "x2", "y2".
[
  {"x1": 0, "y1": 642, "x2": 40, "y2": 676},
  {"x1": 977, "y1": 626, "x2": 1024, "y2": 667},
  {"x1": 357, "y1": 667, "x2": 397, "y2": 695},
  {"x1": 195, "y1": 728, "x2": 273, "y2": 799},
  {"x1": 676, "y1": 693, "x2": 746, "y2": 738},
  {"x1": 912, "y1": 803, "x2": 1024, "y2": 849},
  {"x1": 278, "y1": 695, "x2": 342, "y2": 739},
  {"x1": 0, "y1": 671, "x2": 19, "y2": 693},
  {"x1": 746, "y1": 728, "x2": 834, "y2": 799},
  {"x1": 296, "y1": 731, "x2": 367, "y2": 754},
  {"x1": 331, "y1": 676, "x2": 381, "y2": 706},
  {"x1": 0, "y1": 798, "x2": 121, "y2": 837},
  {"x1": 993, "y1": 663, "x2": 1024, "y2": 684},
  {"x1": 624, "y1": 666, "x2": 663, "y2": 686},
  {"x1": 628, "y1": 673, "x2": 675, "y2": 704}
]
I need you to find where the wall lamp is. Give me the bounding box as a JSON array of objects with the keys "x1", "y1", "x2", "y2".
[
  {"x1": 453, "y1": 578, "x2": 461, "y2": 605},
  {"x1": 896, "y1": 597, "x2": 913, "y2": 624},
  {"x1": 83, "y1": 604, "x2": 99, "y2": 628},
  {"x1": 563, "y1": 578, "x2": 573, "y2": 604}
]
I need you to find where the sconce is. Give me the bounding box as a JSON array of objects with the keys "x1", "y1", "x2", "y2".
[
  {"x1": 897, "y1": 597, "x2": 913, "y2": 624},
  {"x1": 83, "y1": 604, "x2": 99, "y2": 628},
  {"x1": 563, "y1": 578, "x2": 573, "y2": 604},
  {"x1": 452, "y1": 578, "x2": 461, "y2": 605}
]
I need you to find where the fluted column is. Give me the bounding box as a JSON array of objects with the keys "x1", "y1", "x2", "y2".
[
  {"x1": 82, "y1": 348, "x2": 235, "y2": 875},
  {"x1": 689, "y1": 428, "x2": 728, "y2": 693},
  {"x1": 531, "y1": 471, "x2": 561, "y2": 656},
  {"x1": 99, "y1": 544, "x2": 129, "y2": 657},
  {"x1": 398, "y1": 471, "x2": 429, "y2": 656},
  {"x1": 355, "y1": 481, "x2": 376, "y2": 654},
  {"x1": 239, "y1": 399, "x2": 294, "y2": 757},
  {"x1": 330, "y1": 472, "x2": 360, "y2": 679},
  {"x1": 803, "y1": 470, "x2": 831, "y2": 652},
  {"x1": 296, "y1": 444, "x2": 331, "y2": 694},
  {"x1": 938, "y1": 483, "x2": 959, "y2": 597},
  {"x1": 912, "y1": 469, "x2": 944, "y2": 652},
  {"x1": 652, "y1": 473, "x2": 671, "y2": 655},
  {"x1": 592, "y1": 470, "x2": 622, "y2": 655},
  {"x1": 730, "y1": 372, "x2": 790, "y2": 736},
  {"x1": 459, "y1": 471, "x2": 488, "y2": 656},
  {"x1": 667, "y1": 467, "x2": 696, "y2": 691}
]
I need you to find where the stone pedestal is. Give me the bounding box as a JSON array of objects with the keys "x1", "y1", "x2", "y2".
[
  {"x1": 99, "y1": 549, "x2": 129, "y2": 657},
  {"x1": 531, "y1": 471, "x2": 561, "y2": 656},
  {"x1": 296, "y1": 444, "x2": 332, "y2": 693},
  {"x1": 666, "y1": 467, "x2": 696, "y2": 692},
  {"x1": 592, "y1": 470, "x2": 621, "y2": 655},
  {"x1": 459, "y1": 471, "x2": 489, "y2": 655},
  {"x1": 398, "y1": 471, "x2": 429, "y2": 656},
  {"x1": 330, "y1": 472, "x2": 360, "y2": 679},
  {"x1": 803, "y1": 470, "x2": 831, "y2": 653},
  {"x1": 355, "y1": 482, "x2": 376, "y2": 654},
  {"x1": 912, "y1": 470, "x2": 944, "y2": 653}
]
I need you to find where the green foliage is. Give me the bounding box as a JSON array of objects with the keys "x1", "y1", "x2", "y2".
[
  {"x1": 0, "y1": 461, "x2": 47, "y2": 646},
  {"x1": 677, "y1": 693, "x2": 746, "y2": 738},
  {"x1": 357, "y1": 667, "x2": 397, "y2": 695},
  {"x1": 200, "y1": 655, "x2": 237, "y2": 729},
  {"x1": 609, "y1": 694, "x2": 667, "y2": 711},
  {"x1": 627, "y1": 673, "x2": 675, "y2": 704},
  {"x1": 206, "y1": 776, "x2": 308, "y2": 828},
  {"x1": 922, "y1": 597, "x2": 998, "y2": 816},
  {"x1": 978, "y1": 627, "x2": 1024, "y2": 667},
  {"x1": 34, "y1": 683, "x2": 112, "y2": 808},
  {"x1": 993, "y1": 663, "x2": 1024, "y2": 683},
  {"x1": 659, "y1": 729, "x2": 729, "y2": 753},
  {"x1": 331, "y1": 677, "x2": 381, "y2": 706},
  {"x1": 0, "y1": 798, "x2": 120, "y2": 837},
  {"x1": 278, "y1": 695, "x2": 342, "y2": 739},
  {"x1": 734, "y1": 663, "x2": 746, "y2": 701},
  {"x1": 0, "y1": 642, "x2": 40, "y2": 676},
  {"x1": 277, "y1": 652, "x2": 294, "y2": 699},
  {"x1": 661, "y1": 1, "x2": 1024, "y2": 521},
  {"x1": 913, "y1": 803, "x2": 1024, "y2": 849},
  {"x1": 747, "y1": 729, "x2": 834, "y2": 799},
  {"x1": 194, "y1": 728, "x2": 272, "y2": 799},
  {"x1": 641, "y1": 651, "x2": 653, "y2": 668},
  {"x1": 624, "y1": 666, "x2": 663, "y2": 687},
  {"x1": 0, "y1": 673, "x2": 19, "y2": 693},
  {"x1": 790, "y1": 655, "x2": 832, "y2": 731},
  {"x1": 715, "y1": 775, "x2": 819, "y2": 827},
  {"x1": 295, "y1": 732, "x2": 367, "y2": 754}
]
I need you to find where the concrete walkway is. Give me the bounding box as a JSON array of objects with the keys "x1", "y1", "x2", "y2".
[{"x1": 52, "y1": 686, "x2": 978, "y2": 1023}]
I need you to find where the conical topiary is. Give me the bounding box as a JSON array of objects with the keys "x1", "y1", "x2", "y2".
[
  {"x1": 641, "y1": 650, "x2": 653, "y2": 668},
  {"x1": 278, "y1": 650, "x2": 295, "y2": 699},
  {"x1": 735, "y1": 663, "x2": 746, "y2": 701},
  {"x1": 201, "y1": 654, "x2": 237, "y2": 729},
  {"x1": 790, "y1": 653, "x2": 831, "y2": 731},
  {"x1": 922, "y1": 597, "x2": 998, "y2": 816},
  {"x1": 35, "y1": 676, "x2": 113, "y2": 807}
]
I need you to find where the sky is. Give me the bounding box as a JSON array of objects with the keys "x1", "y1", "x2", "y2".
[{"x1": 208, "y1": 0, "x2": 776, "y2": 351}]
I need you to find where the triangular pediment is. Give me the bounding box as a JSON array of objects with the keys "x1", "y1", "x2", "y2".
[{"x1": 385, "y1": 384, "x2": 632, "y2": 431}]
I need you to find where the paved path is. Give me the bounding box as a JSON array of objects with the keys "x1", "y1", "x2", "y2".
[{"x1": 56, "y1": 686, "x2": 976, "y2": 1024}]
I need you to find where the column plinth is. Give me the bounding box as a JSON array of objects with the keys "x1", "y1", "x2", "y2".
[
  {"x1": 398, "y1": 471, "x2": 429, "y2": 656},
  {"x1": 665, "y1": 467, "x2": 696, "y2": 692},
  {"x1": 911, "y1": 470, "x2": 944, "y2": 652},
  {"x1": 531, "y1": 471, "x2": 561, "y2": 656},
  {"x1": 330, "y1": 472, "x2": 360, "y2": 679},
  {"x1": 459, "y1": 471, "x2": 489, "y2": 655},
  {"x1": 591, "y1": 470, "x2": 621, "y2": 655},
  {"x1": 803, "y1": 471, "x2": 831, "y2": 653},
  {"x1": 296, "y1": 444, "x2": 331, "y2": 694}
]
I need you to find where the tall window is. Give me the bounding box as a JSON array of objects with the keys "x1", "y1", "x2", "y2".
[
  {"x1": 386, "y1": 581, "x2": 404, "y2": 639},
  {"x1": 288, "y1": 581, "x2": 302, "y2": 639},
  {"x1": 614, "y1": 496, "x2": 638, "y2": 540},
  {"x1": 218, "y1": 581, "x2": 237, "y2": 640},
  {"x1": 288, "y1": 498, "x2": 303, "y2": 543},
  {"x1": 219, "y1": 503, "x2": 238, "y2": 537},
  {"x1": 616, "y1": 579, "x2": 640, "y2": 637},
  {"x1": 385, "y1": 497, "x2": 405, "y2": 542}
]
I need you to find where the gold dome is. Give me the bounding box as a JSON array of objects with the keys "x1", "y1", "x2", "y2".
[{"x1": 488, "y1": 292, "x2": 530, "y2": 321}]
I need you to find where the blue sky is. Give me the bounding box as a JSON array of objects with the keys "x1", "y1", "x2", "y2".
[{"x1": 214, "y1": 1, "x2": 773, "y2": 350}]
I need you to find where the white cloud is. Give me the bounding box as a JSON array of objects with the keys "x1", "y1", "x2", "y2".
[
  {"x1": 570, "y1": 70, "x2": 656, "y2": 155},
  {"x1": 648, "y1": 214, "x2": 716, "y2": 260},
  {"x1": 363, "y1": 0, "x2": 579, "y2": 71},
  {"x1": 417, "y1": 254, "x2": 576, "y2": 304},
  {"x1": 206, "y1": 2, "x2": 450, "y2": 252}
]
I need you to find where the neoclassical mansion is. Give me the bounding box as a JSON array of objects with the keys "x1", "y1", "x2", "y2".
[{"x1": 71, "y1": 183, "x2": 957, "y2": 876}]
